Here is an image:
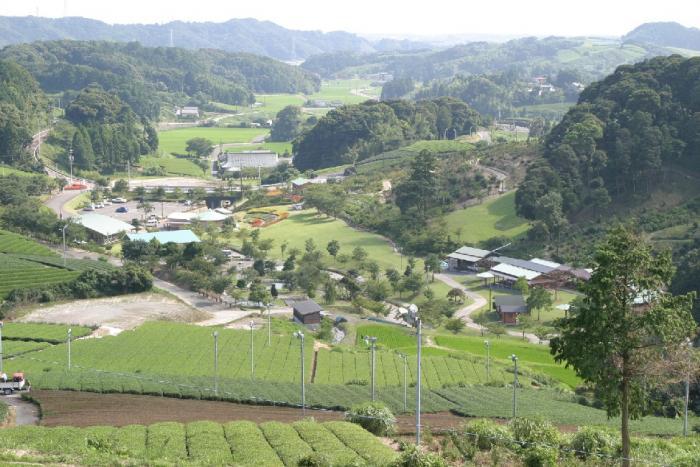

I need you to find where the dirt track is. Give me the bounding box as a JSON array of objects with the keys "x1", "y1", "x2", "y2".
[{"x1": 30, "y1": 390, "x2": 468, "y2": 433}]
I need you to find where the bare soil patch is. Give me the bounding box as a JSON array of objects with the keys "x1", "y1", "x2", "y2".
[
  {"x1": 30, "y1": 390, "x2": 468, "y2": 433},
  {"x1": 19, "y1": 293, "x2": 206, "y2": 330}
]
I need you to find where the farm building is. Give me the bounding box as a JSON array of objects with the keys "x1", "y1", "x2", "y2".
[
  {"x1": 175, "y1": 106, "x2": 199, "y2": 118},
  {"x1": 126, "y1": 230, "x2": 200, "y2": 244},
  {"x1": 165, "y1": 210, "x2": 230, "y2": 229},
  {"x1": 489, "y1": 262, "x2": 541, "y2": 286},
  {"x1": 290, "y1": 177, "x2": 327, "y2": 192},
  {"x1": 447, "y1": 246, "x2": 493, "y2": 271},
  {"x1": 494, "y1": 295, "x2": 528, "y2": 325},
  {"x1": 74, "y1": 213, "x2": 135, "y2": 244},
  {"x1": 218, "y1": 150, "x2": 279, "y2": 174},
  {"x1": 292, "y1": 299, "x2": 323, "y2": 326}
]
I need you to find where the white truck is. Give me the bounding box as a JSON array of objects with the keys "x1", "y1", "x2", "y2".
[{"x1": 0, "y1": 373, "x2": 29, "y2": 395}]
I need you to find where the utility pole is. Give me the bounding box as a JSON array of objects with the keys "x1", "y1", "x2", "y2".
[
  {"x1": 364, "y1": 336, "x2": 378, "y2": 401},
  {"x1": 249, "y1": 321, "x2": 255, "y2": 379},
  {"x1": 68, "y1": 146, "x2": 74, "y2": 185},
  {"x1": 0, "y1": 322, "x2": 3, "y2": 373},
  {"x1": 294, "y1": 331, "x2": 306, "y2": 415},
  {"x1": 511, "y1": 354, "x2": 518, "y2": 418},
  {"x1": 213, "y1": 331, "x2": 219, "y2": 396},
  {"x1": 61, "y1": 223, "x2": 69, "y2": 267},
  {"x1": 683, "y1": 338, "x2": 692, "y2": 436},
  {"x1": 267, "y1": 303, "x2": 272, "y2": 346},
  {"x1": 415, "y1": 318, "x2": 422, "y2": 445},
  {"x1": 67, "y1": 328, "x2": 72, "y2": 370},
  {"x1": 484, "y1": 340, "x2": 491, "y2": 382},
  {"x1": 398, "y1": 352, "x2": 407, "y2": 412}
]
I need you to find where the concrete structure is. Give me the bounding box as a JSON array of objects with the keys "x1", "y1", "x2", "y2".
[
  {"x1": 126, "y1": 230, "x2": 200, "y2": 244},
  {"x1": 74, "y1": 213, "x2": 135, "y2": 244},
  {"x1": 218, "y1": 150, "x2": 278, "y2": 174},
  {"x1": 494, "y1": 295, "x2": 528, "y2": 325},
  {"x1": 292, "y1": 299, "x2": 323, "y2": 325},
  {"x1": 447, "y1": 246, "x2": 492, "y2": 271}
]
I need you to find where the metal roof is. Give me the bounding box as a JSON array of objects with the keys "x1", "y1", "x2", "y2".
[
  {"x1": 127, "y1": 230, "x2": 200, "y2": 244},
  {"x1": 494, "y1": 294, "x2": 528, "y2": 313},
  {"x1": 293, "y1": 299, "x2": 323, "y2": 315},
  {"x1": 492, "y1": 256, "x2": 556, "y2": 274},
  {"x1": 490, "y1": 263, "x2": 541, "y2": 281},
  {"x1": 196, "y1": 210, "x2": 228, "y2": 222},
  {"x1": 447, "y1": 252, "x2": 482, "y2": 263},
  {"x1": 455, "y1": 246, "x2": 491, "y2": 258},
  {"x1": 74, "y1": 213, "x2": 134, "y2": 237},
  {"x1": 530, "y1": 258, "x2": 561, "y2": 269}
]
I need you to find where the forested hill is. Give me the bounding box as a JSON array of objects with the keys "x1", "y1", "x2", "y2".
[
  {"x1": 293, "y1": 97, "x2": 482, "y2": 170},
  {"x1": 301, "y1": 36, "x2": 674, "y2": 83},
  {"x1": 0, "y1": 16, "x2": 427, "y2": 61},
  {"x1": 516, "y1": 55, "x2": 700, "y2": 222},
  {"x1": 0, "y1": 40, "x2": 321, "y2": 120},
  {"x1": 0, "y1": 60, "x2": 47, "y2": 165},
  {"x1": 623, "y1": 22, "x2": 700, "y2": 51}
]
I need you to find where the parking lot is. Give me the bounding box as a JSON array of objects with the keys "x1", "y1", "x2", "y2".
[{"x1": 88, "y1": 200, "x2": 200, "y2": 225}]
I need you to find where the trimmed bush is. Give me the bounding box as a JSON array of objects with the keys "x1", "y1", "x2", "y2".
[{"x1": 345, "y1": 401, "x2": 396, "y2": 436}]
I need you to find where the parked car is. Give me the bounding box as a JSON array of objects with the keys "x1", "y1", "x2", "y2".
[
  {"x1": 102, "y1": 199, "x2": 112, "y2": 206},
  {"x1": 116, "y1": 206, "x2": 128, "y2": 213},
  {"x1": 83, "y1": 204, "x2": 96, "y2": 211},
  {"x1": 95, "y1": 202, "x2": 105, "y2": 209},
  {"x1": 111, "y1": 197, "x2": 127, "y2": 203},
  {"x1": 184, "y1": 200, "x2": 192, "y2": 206},
  {"x1": 146, "y1": 219, "x2": 158, "y2": 227}
]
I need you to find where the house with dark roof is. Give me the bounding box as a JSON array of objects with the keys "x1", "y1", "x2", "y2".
[
  {"x1": 494, "y1": 295, "x2": 528, "y2": 325},
  {"x1": 447, "y1": 246, "x2": 493, "y2": 271},
  {"x1": 292, "y1": 299, "x2": 323, "y2": 325}
]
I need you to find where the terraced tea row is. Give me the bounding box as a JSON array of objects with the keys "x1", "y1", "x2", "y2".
[{"x1": 0, "y1": 420, "x2": 396, "y2": 465}]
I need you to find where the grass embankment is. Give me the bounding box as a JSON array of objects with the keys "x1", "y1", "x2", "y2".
[{"x1": 445, "y1": 192, "x2": 531, "y2": 244}]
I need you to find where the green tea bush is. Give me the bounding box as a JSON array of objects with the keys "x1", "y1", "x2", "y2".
[
  {"x1": 345, "y1": 401, "x2": 396, "y2": 436},
  {"x1": 522, "y1": 445, "x2": 558, "y2": 467},
  {"x1": 391, "y1": 444, "x2": 447, "y2": 467},
  {"x1": 463, "y1": 419, "x2": 510, "y2": 450},
  {"x1": 508, "y1": 417, "x2": 560, "y2": 449},
  {"x1": 569, "y1": 426, "x2": 619, "y2": 460}
]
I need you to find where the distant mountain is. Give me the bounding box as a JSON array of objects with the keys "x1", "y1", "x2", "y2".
[
  {"x1": 0, "y1": 16, "x2": 427, "y2": 61},
  {"x1": 623, "y1": 22, "x2": 700, "y2": 51}
]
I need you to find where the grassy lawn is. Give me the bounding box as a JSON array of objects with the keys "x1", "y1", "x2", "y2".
[
  {"x1": 404, "y1": 140, "x2": 475, "y2": 153},
  {"x1": 0, "y1": 164, "x2": 37, "y2": 177},
  {"x1": 224, "y1": 142, "x2": 293, "y2": 155},
  {"x1": 445, "y1": 192, "x2": 531, "y2": 244},
  {"x1": 64, "y1": 192, "x2": 91, "y2": 213},
  {"x1": 305, "y1": 79, "x2": 379, "y2": 105},
  {"x1": 158, "y1": 128, "x2": 269, "y2": 155},
  {"x1": 140, "y1": 154, "x2": 207, "y2": 177}
]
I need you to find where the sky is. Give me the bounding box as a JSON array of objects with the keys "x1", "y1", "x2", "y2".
[{"x1": 1, "y1": 0, "x2": 699, "y2": 38}]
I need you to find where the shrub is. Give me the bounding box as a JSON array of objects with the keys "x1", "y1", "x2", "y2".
[
  {"x1": 297, "y1": 452, "x2": 331, "y2": 467},
  {"x1": 391, "y1": 444, "x2": 447, "y2": 467},
  {"x1": 463, "y1": 419, "x2": 510, "y2": 450},
  {"x1": 522, "y1": 446, "x2": 558, "y2": 467},
  {"x1": 569, "y1": 426, "x2": 619, "y2": 460},
  {"x1": 345, "y1": 401, "x2": 396, "y2": 436},
  {"x1": 508, "y1": 417, "x2": 559, "y2": 449}
]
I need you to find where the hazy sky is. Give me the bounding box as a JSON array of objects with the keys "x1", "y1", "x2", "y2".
[{"x1": 2, "y1": 0, "x2": 699, "y2": 37}]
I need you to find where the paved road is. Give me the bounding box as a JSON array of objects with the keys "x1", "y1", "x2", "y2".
[
  {"x1": 45, "y1": 189, "x2": 87, "y2": 219},
  {"x1": 435, "y1": 273, "x2": 541, "y2": 344},
  {"x1": 3, "y1": 394, "x2": 40, "y2": 426}
]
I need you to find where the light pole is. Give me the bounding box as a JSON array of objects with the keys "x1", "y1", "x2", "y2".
[
  {"x1": 398, "y1": 352, "x2": 407, "y2": 412},
  {"x1": 213, "y1": 331, "x2": 219, "y2": 396},
  {"x1": 67, "y1": 328, "x2": 72, "y2": 370},
  {"x1": 267, "y1": 303, "x2": 271, "y2": 346},
  {"x1": 683, "y1": 338, "x2": 692, "y2": 436},
  {"x1": 484, "y1": 340, "x2": 490, "y2": 382},
  {"x1": 249, "y1": 321, "x2": 255, "y2": 379},
  {"x1": 510, "y1": 354, "x2": 518, "y2": 418},
  {"x1": 364, "y1": 336, "x2": 378, "y2": 401},
  {"x1": 415, "y1": 318, "x2": 422, "y2": 445},
  {"x1": 0, "y1": 322, "x2": 3, "y2": 373},
  {"x1": 294, "y1": 331, "x2": 306, "y2": 416},
  {"x1": 68, "y1": 146, "x2": 74, "y2": 185},
  {"x1": 61, "y1": 223, "x2": 69, "y2": 268}
]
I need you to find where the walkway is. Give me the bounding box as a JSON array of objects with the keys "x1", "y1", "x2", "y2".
[
  {"x1": 434, "y1": 272, "x2": 541, "y2": 344},
  {"x1": 3, "y1": 394, "x2": 40, "y2": 426}
]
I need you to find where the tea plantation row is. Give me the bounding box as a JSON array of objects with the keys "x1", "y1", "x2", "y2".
[{"x1": 0, "y1": 420, "x2": 396, "y2": 466}]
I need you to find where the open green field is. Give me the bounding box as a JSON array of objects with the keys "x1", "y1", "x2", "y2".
[
  {"x1": 0, "y1": 420, "x2": 396, "y2": 466},
  {"x1": 0, "y1": 164, "x2": 37, "y2": 177},
  {"x1": 224, "y1": 141, "x2": 293, "y2": 155},
  {"x1": 158, "y1": 127, "x2": 268, "y2": 155},
  {"x1": 140, "y1": 154, "x2": 206, "y2": 177},
  {"x1": 404, "y1": 140, "x2": 475, "y2": 153},
  {"x1": 445, "y1": 192, "x2": 531, "y2": 244},
  {"x1": 306, "y1": 79, "x2": 379, "y2": 105}
]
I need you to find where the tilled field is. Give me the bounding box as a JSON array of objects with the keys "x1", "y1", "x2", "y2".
[{"x1": 30, "y1": 390, "x2": 467, "y2": 433}]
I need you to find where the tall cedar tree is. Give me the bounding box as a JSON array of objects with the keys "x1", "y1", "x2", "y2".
[{"x1": 550, "y1": 227, "x2": 696, "y2": 466}]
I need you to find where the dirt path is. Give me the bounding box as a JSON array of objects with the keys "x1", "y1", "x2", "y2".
[
  {"x1": 434, "y1": 273, "x2": 540, "y2": 344},
  {"x1": 2, "y1": 394, "x2": 39, "y2": 426}
]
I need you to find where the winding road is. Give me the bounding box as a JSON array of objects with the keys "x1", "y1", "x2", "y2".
[{"x1": 435, "y1": 273, "x2": 541, "y2": 344}]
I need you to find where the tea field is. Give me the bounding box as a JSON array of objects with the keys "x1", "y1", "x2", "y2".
[{"x1": 0, "y1": 420, "x2": 396, "y2": 466}]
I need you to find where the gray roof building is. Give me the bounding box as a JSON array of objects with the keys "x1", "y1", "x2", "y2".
[{"x1": 219, "y1": 150, "x2": 279, "y2": 171}]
